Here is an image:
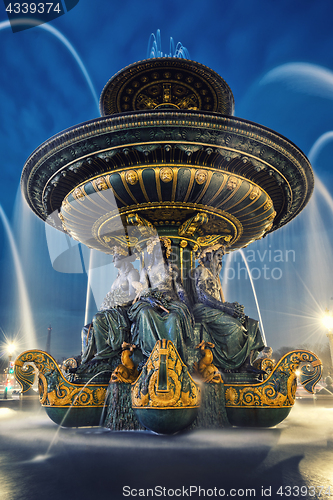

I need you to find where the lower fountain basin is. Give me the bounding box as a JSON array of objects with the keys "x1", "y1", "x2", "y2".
[
  {"x1": 133, "y1": 407, "x2": 199, "y2": 434},
  {"x1": 45, "y1": 406, "x2": 105, "y2": 428},
  {"x1": 226, "y1": 407, "x2": 292, "y2": 428}
]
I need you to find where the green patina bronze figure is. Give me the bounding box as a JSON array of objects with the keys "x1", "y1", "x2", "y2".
[
  {"x1": 128, "y1": 237, "x2": 194, "y2": 362},
  {"x1": 81, "y1": 247, "x2": 139, "y2": 365},
  {"x1": 191, "y1": 244, "x2": 265, "y2": 372}
]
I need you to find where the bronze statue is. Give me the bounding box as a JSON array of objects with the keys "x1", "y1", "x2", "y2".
[
  {"x1": 190, "y1": 244, "x2": 265, "y2": 372},
  {"x1": 81, "y1": 247, "x2": 140, "y2": 364},
  {"x1": 128, "y1": 237, "x2": 194, "y2": 362}
]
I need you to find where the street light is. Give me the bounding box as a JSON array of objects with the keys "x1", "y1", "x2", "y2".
[
  {"x1": 5, "y1": 342, "x2": 16, "y2": 395},
  {"x1": 6, "y1": 342, "x2": 16, "y2": 358},
  {"x1": 322, "y1": 309, "x2": 333, "y2": 367},
  {"x1": 322, "y1": 310, "x2": 333, "y2": 331}
]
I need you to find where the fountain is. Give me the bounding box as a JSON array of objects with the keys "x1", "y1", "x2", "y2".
[{"x1": 13, "y1": 34, "x2": 323, "y2": 432}]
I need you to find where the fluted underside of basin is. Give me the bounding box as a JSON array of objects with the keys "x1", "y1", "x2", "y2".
[{"x1": 60, "y1": 166, "x2": 274, "y2": 253}]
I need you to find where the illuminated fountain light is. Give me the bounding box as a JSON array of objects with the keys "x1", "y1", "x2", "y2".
[{"x1": 0, "y1": 206, "x2": 36, "y2": 348}]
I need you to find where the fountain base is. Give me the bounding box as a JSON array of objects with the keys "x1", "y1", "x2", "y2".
[{"x1": 13, "y1": 343, "x2": 322, "y2": 433}]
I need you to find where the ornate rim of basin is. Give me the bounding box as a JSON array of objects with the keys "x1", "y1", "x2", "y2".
[
  {"x1": 21, "y1": 56, "x2": 314, "y2": 253},
  {"x1": 21, "y1": 110, "x2": 313, "y2": 253}
]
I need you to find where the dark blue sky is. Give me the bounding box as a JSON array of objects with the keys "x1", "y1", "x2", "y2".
[{"x1": 1, "y1": 0, "x2": 333, "y2": 359}]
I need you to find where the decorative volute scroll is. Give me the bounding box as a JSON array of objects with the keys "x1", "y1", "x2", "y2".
[
  {"x1": 14, "y1": 350, "x2": 107, "y2": 407},
  {"x1": 224, "y1": 350, "x2": 322, "y2": 409}
]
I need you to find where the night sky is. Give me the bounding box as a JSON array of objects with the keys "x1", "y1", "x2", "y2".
[{"x1": 1, "y1": 0, "x2": 333, "y2": 361}]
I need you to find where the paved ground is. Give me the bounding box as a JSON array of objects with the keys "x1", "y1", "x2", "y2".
[{"x1": 0, "y1": 399, "x2": 333, "y2": 500}]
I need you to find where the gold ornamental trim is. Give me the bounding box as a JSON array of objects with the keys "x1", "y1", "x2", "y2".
[
  {"x1": 63, "y1": 164, "x2": 273, "y2": 206},
  {"x1": 131, "y1": 405, "x2": 201, "y2": 410},
  {"x1": 61, "y1": 165, "x2": 274, "y2": 251},
  {"x1": 42, "y1": 404, "x2": 107, "y2": 408},
  {"x1": 14, "y1": 350, "x2": 108, "y2": 408},
  {"x1": 132, "y1": 340, "x2": 201, "y2": 409},
  {"x1": 43, "y1": 140, "x2": 291, "y2": 212},
  {"x1": 91, "y1": 203, "x2": 243, "y2": 250},
  {"x1": 223, "y1": 350, "x2": 322, "y2": 409}
]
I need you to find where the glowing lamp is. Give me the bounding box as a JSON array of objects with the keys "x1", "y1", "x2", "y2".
[
  {"x1": 322, "y1": 313, "x2": 333, "y2": 331},
  {"x1": 6, "y1": 342, "x2": 16, "y2": 356}
]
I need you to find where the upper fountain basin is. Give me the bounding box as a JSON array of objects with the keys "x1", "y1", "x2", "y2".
[{"x1": 21, "y1": 58, "x2": 314, "y2": 253}]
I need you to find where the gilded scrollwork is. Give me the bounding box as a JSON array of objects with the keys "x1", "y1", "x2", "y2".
[
  {"x1": 227, "y1": 176, "x2": 240, "y2": 191},
  {"x1": 93, "y1": 176, "x2": 108, "y2": 191},
  {"x1": 224, "y1": 350, "x2": 322, "y2": 408},
  {"x1": 132, "y1": 340, "x2": 200, "y2": 409},
  {"x1": 253, "y1": 357, "x2": 275, "y2": 379},
  {"x1": 58, "y1": 212, "x2": 68, "y2": 233},
  {"x1": 178, "y1": 213, "x2": 209, "y2": 237},
  {"x1": 200, "y1": 217, "x2": 232, "y2": 236},
  {"x1": 197, "y1": 235, "x2": 227, "y2": 247},
  {"x1": 14, "y1": 350, "x2": 107, "y2": 407},
  {"x1": 102, "y1": 234, "x2": 138, "y2": 249}
]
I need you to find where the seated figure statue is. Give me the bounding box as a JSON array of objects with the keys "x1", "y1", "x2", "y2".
[
  {"x1": 81, "y1": 246, "x2": 140, "y2": 364},
  {"x1": 128, "y1": 237, "x2": 194, "y2": 362},
  {"x1": 190, "y1": 244, "x2": 265, "y2": 372}
]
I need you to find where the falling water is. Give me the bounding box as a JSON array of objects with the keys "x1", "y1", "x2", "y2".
[
  {"x1": 295, "y1": 133, "x2": 333, "y2": 344},
  {"x1": 45, "y1": 370, "x2": 111, "y2": 457},
  {"x1": 238, "y1": 249, "x2": 267, "y2": 345},
  {"x1": 221, "y1": 251, "x2": 233, "y2": 301},
  {"x1": 308, "y1": 133, "x2": 333, "y2": 219},
  {"x1": 0, "y1": 19, "x2": 99, "y2": 113},
  {"x1": 1, "y1": 18, "x2": 101, "y2": 337},
  {"x1": 84, "y1": 250, "x2": 94, "y2": 326},
  {"x1": 221, "y1": 249, "x2": 267, "y2": 342},
  {"x1": 0, "y1": 206, "x2": 36, "y2": 348}
]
